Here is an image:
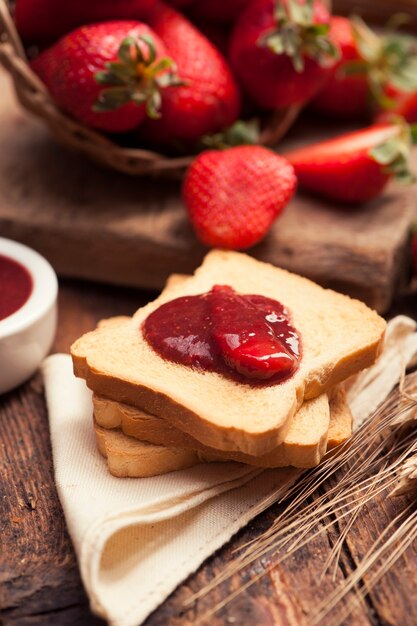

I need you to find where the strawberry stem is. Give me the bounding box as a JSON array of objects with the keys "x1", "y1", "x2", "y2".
[
  {"x1": 369, "y1": 117, "x2": 416, "y2": 184},
  {"x1": 258, "y1": 0, "x2": 339, "y2": 73},
  {"x1": 93, "y1": 35, "x2": 184, "y2": 119},
  {"x1": 200, "y1": 120, "x2": 260, "y2": 150}
]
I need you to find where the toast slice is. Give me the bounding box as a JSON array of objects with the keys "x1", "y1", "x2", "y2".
[
  {"x1": 72, "y1": 251, "x2": 384, "y2": 456},
  {"x1": 93, "y1": 392, "x2": 335, "y2": 468},
  {"x1": 95, "y1": 424, "x2": 200, "y2": 477},
  {"x1": 94, "y1": 388, "x2": 352, "y2": 477}
]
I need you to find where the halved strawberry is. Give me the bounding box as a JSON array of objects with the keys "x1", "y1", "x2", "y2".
[
  {"x1": 285, "y1": 119, "x2": 417, "y2": 203},
  {"x1": 210, "y1": 286, "x2": 299, "y2": 380}
]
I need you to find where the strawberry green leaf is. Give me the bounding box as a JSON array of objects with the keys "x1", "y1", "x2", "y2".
[
  {"x1": 107, "y1": 62, "x2": 138, "y2": 80},
  {"x1": 93, "y1": 34, "x2": 183, "y2": 118},
  {"x1": 152, "y1": 57, "x2": 177, "y2": 75},
  {"x1": 93, "y1": 87, "x2": 132, "y2": 112},
  {"x1": 200, "y1": 120, "x2": 260, "y2": 150},
  {"x1": 311, "y1": 24, "x2": 330, "y2": 36},
  {"x1": 118, "y1": 37, "x2": 137, "y2": 64},
  {"x1": 350, "y1": 15, "x2": 417, "y2": 109},
  {"x1": 370, "y1": 140, "x2": 401, "y2": 165},
  {"x1": 146, "y1": 91, "x2": 162, "y2": 119},
  {"x1": 351, "y1": 16, "x2": 380, "y2": 63},
  {"x1": 157, "y1": 71, "x2": 186, "y2": 88},
  {"x1": 340, "y1": 59, "x2": 369, "y2": 77},
  {"x1": 259, "y1": 0, "x2": 338, "y2": 73},
  {"x1": 369, "y1": 117, "x2": 416, "y2": 184},
  {"x1": 264, "y1": 33, "x2": 285, "y2": 55},
  {"x1": 139, "y1": 33, "x2": 157, "y2": 64},
  {"x1": 94, "y1": 71, "x2": 125, "y2": 86}
]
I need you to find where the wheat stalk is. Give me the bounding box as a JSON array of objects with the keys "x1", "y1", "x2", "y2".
[
  {"x1": 392, "y1": 453, "x2": 417, "y2": 495},
  {"x1": 184, "y1": 372, "x2": 417, "y2": 624}
]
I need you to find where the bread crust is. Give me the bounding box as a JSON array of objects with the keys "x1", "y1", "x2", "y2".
[
  {"x1": 93, "y1": 388, "x2": 352, "y2": 476},
  {"x1": 95, "y1": 424, "x2": 199, "y2": 477},
  {"x1": 93, "y1": 392, "x2": 337, "y2": 468}
]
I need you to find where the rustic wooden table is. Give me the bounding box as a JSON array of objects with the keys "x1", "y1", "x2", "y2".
[{"x1": 1, "y1": 279, "x2": 417, "y2": 626}]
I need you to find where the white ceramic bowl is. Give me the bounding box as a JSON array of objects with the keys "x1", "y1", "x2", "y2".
[{"x1": 0, "y1": 237, "x2": 58, "y2": 394}]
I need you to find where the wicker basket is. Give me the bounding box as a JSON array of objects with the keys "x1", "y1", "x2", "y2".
[{"x1": 0, "y1": 0, "x2": 302, "y2": 177}]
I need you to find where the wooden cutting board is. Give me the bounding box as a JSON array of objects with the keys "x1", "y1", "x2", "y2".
[{"x1": 0, "y1": 68, "x2": 415, "y2": 313}]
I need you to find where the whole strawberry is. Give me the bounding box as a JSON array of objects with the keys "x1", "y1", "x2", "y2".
[
  {"x1": 285, "y1": 119, "x2": 416, "y2": 203},
  {"x1": 31, "y1": 22, "x2": 180, "y2": 133},
  {"x1": 229, "y1": 0, "x2": 338, "y2": 110},
  {"x1": 15, "y1": 0, "x2": 156, "y2": 45},
  {"x1": 183, "y1": 146, "x2": 296, "y2": 249},
  {"x1": 312, "y1": 16, "x2": 417, "y2": 119},
  {"x1": 139, "y1": 1, "x2": 240, "y2": 147}
]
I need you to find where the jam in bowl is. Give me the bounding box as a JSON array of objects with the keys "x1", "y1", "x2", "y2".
[
  {"x1": 0, "y1": 237, "x2": 58, "y2": 394},
  {"x1": 0, "y1": 254, "x2": 33, "y2": 322}
]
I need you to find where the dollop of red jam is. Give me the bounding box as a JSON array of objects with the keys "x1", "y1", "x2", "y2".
[
  {"x1": 143, "y1": 285, "x2": 301, "y2": 385},
  {"x1": 0, "y1": 254, "x2": 33, "y2": 322}
]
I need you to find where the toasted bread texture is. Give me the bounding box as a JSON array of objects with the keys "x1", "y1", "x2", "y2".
[
  {"x1": 72, "y1": 251, "x2": 384, "y2": 456},
  {"x1": 326, "y1": 387, "x2": 353, "y2": 449},
  {"x1": 93, "y1": 392, "x2": 334, "y2": 468},
  {"x1": 93, "y1": 388, "x2": 352, "y2": 476},
  {"x1": 95, "y1": 424, "x2": 200, "y2": 477}
]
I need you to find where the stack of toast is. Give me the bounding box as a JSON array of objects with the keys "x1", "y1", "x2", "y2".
[{"x1": 71, "y1": 251, "x2": 386, "y2": 478}]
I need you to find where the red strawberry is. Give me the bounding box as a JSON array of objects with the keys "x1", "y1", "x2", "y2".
[
  {"x1": 210, "y1": 285, "x2": 298, "y2": 380},
  {"x1": 311, "y1": 16, "x2": 368, "y2": 118},
  {"x1": 183, "y1": 145, "x2": 296, "y2": 249},
  {"x1": 187, "y1": 0, "x2": 253, "y2": 25},
  {"x1": 31, "y1": 22, "x2": 180, "y2": 133},
  {"x1": 139, "y1": 1, "x2": 240, "y2": 147},
  {"x1": 15, "y1": 0, "x2": 156, "y2": 45},
  {"x1": 285, "y1": 120, "x2": 416, "y2": 204},
  {"x1": 312, "y1": 16, "x2": 417, "y2": 119},
  {"x1": 229, "y1": 0, "x2": 338, "y2": 110}
]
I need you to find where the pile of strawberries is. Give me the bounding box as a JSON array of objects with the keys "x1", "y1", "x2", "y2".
[{"x1": 14, "y1": 0, "x2": 417, "y2": 252}]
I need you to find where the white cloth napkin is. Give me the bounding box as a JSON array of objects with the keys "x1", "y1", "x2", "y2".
[{"x1": 41, "y1": 315, "x2": 417, "y2": 626}]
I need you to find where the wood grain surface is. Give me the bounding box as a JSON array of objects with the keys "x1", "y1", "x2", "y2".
[
  {"x1": 0, "y1": 68, "x2": 415, "y2": 314},
  {"x1": 1, "y1": 2, "x2": 417, "y2": 623},
  {"x1": 1, "y1": 280, "x2": 417, "y2": 626}
]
